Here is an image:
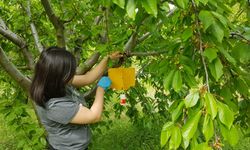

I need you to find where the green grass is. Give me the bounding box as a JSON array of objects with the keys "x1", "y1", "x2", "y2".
[
  {"x1": 1, "y1": 114, "x2": 250, "y2": 150},
  {"x1": 90, "y1": 119, "x2": 161, "y2": 150},
  {"x1": 0, "y1": 109, "x2": 250, "y2": 150}
]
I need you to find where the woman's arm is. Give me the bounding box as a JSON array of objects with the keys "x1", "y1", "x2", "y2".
[
  {"x1": 70, "y1": 87, "x2": 105, "y2": 124},
  {"x1": 71, "y1": 52, "x2": 122, "y2": 87},
  {"x1": 70, "y1": 77, "x2": 111, "y2": 124},
  {"x1": 71, "y1": 56, "x2": 109, "y2": 87}
]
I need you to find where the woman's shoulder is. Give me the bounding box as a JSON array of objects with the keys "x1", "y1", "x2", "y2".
[{"x1": 46, "y1": 95, "x2": 77, "y2": 108}]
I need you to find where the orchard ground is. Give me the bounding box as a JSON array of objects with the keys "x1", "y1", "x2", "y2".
[{"x1": 0, "y1": 96, "x2": 249, "y2": 150}]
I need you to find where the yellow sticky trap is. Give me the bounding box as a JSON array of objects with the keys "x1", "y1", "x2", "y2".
[{"x1": 108, "y1": 68, "x2": 135, "y2": 90}]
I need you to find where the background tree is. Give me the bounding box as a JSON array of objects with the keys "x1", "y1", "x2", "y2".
[{"x1": 0, "y1": 0, "x2": 249, "y2": 149}]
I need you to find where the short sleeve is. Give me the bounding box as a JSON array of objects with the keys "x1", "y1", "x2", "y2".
[{"x1": 46, "y1": 98, "x2": 80, "y2": 124}]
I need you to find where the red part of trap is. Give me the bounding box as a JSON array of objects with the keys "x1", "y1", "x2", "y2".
[{"x1": 120, "y1": 94, "x2": 126, "y2": 105}]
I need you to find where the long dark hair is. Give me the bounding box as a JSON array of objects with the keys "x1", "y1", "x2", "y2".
[{"x1": 30, "y1": 46, "x2": 76, "y2": 108}]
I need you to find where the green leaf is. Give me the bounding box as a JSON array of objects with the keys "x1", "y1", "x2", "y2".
[
  {"x1": 217, "y1": 101, "x2": 234, "y2": 129},
  {"x1": 202, "y1": 114, "x2": 214, "y2": 141},
  {"x1": 232, "y1": 42, "x2": 250, "y2": 63},
  {"x1": 235, "y1": 77, "x2": 249, "y2": 97},
  {"x1": 211, "y1": 22, "x2": 224, "y2": 43},
  {"x1": 211, "y1": 11, "x2": 228, "y2": 28},
  {"x1": 183, "y1": 138, "x2": 190, "y2": 149},
  {"x1": 199, "y1": 0, "x2": 208, "y2": 5},
  {"x1": 220, "y1": 87, "x2": 238, "y2": 112},
  {"x1": 184, "y1": 72, "x2": 197, "y2": 87},
  {"x1": 180, "y1": 55, "x2": 196, "y2": 75},
  {"x1": 172, "y1": 101, "x2": 184, "y2": 122},
  {"x1": 40, "y1": 137, "x2": 47, "y2": 146},
  {"x1": 247, "y1": 6, "x2": 250, "y2": 22},
  {"x1": 220, "y1": 124, "x2": 239, "y2": 146},
  {"x1": 161, "y1": 122, "x2": 174, "y2": 147},
  {"x1": 184, "y1": 90, "x2": 200, "y2": 108},
  {"x1": 172, "y1": 70, "x2": 182, "y2": 92},
  {"x1": 248, "y1": 6, "x2": 250, "y2": 20},
  {"x1": 163, "y1": 70, "x2": 175, "y2": 91},
  {"x1": 182, "y1": 28, "x2": 193, "y2": 41},
  {"x1": 203, "y1": 48, "x2": 218, "y2": 63},
  {"x1": 183, "y1": 64, "x2": 194, "y2": 75},
  {"x1": 169, "y1": 126, "x2": 182, "y2": 150},
  {"x1": 112, "y1": 0, "x2": 125, "y2": 9},
  {"x1": 194, "y1": 143, "x2": 212, "y2": 150},
  {"x1": 199, "y1": 10, "x2": 214, "y2": 31},
  {"x1": 208, "y1": 58, "x2": 223, "y2": 81},
  {"x1": 182, "y1": 111, "x2": 202, "y2": 144},
  {"x1": 141, "y1": 0, "x2": 158, "y2": 17},
  {"x1": 217, "y1": 46, "x2": 236, "y2": 66},
  {"x1": 126, "y1": 0, "x2": 136, "y2": 20},
  {"x1": 160, "y1": 2, "x2": 170, "y2": 12},
  {"x1": 204, "y1": 93, "x2": 217, "y2": 119},
  {"x1": 175, "y1": 0, "x2": 189, "y2": 9}
]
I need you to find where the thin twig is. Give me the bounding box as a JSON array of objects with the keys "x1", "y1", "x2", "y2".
[
  {"x1": 26, "y1": 0, "x2": 43, "y2": 52},
  {"x1": 137, "y1": 7, "x2": 177, "y2": 44},
  {"x1": 230, "y1": 32, "x2": 250, "y2": 44},
  {"x1": 104, "y1": 7, "x2": 110, "y2": 43},
  {"x1": 191, "y1": 0, "x2": 210, "y2": 92},
  {"x1": 128, "y1": 50, "x2": 168, "y2": 57},
  {"x1": 137, "y1": 32, "x2": 151, "y2": 43}
]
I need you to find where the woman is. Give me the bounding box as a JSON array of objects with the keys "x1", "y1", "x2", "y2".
[{"x1": 30, "y1": 46, "x2": 122, "y2": 150}]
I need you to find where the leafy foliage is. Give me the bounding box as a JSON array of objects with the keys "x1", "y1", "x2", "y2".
[
  {"x1": 0, "y1": 0, "x2": 250, "y2": 149},
  {"x1": 0, "y1": 70, "x2": 46, "y2": 149}
]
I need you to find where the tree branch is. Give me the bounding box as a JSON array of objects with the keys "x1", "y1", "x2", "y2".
[
  {"x1": 94, "y1": 6, "x2": 104, "y2": 25},
  {"x1": 76, "y1": 52, "x2": 101, "y2": 75},
  {"x1": 0, "y1": 17, "x2": 34, "y2": 69},
  {"x1": 123, "y1": 13, "x2": 151, "y2": 53},
  {"x1": 94, "y1": 15, "x2": 103, "y2": 25},
  {"x1": 26, "y1": 0, "x2": 43, "y2": 52},
  {"x1": 127, "y1": 50, "x2": 168, "y2": 57},
  {"x1": 41, "y1": 0, "x2": 65, "y2": 48},
  {"x1": 191, "y1": 1, "x2": 210, "y2": 91},
  {"x1": 124, "y1": 32, "x2": 137, "y2": 53},
  {"x1": 99, "y1": 7, "x2": 110, "y2": 44},
  {"x1": 137, "y1": 7, "x2": 177, "y2": 44},
  {"x1": 104, "y1": 8, "x2": 110, "y2": 43},
  {"x1": 230, "y1": 32, "x2": 250, "y2": 44},
  {"x1": 137, "y1": 32, "x2": 151, "y2": 43},
  {"x1": 0, "y1": 46, "x2": 31, "y2": 92}
]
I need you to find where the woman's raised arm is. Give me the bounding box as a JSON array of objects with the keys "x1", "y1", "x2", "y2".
[{"x1": 71, "y1": 52, "x2": 122, "y2": 87}]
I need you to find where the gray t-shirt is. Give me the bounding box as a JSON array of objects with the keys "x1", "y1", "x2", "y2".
[{"x1": 36, "y1": 86, "x2": 91, "y2": 150}]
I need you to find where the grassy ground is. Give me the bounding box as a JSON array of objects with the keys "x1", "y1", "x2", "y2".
[
  {"x1": 90, "y1": 120, "x2": 250, "y2": 150},
  {"x1": 1, "y1": 114, "x2": 250, "y2": 149},
  {"x1": 90, "y1": 118, "x2": 161, "y2": 150},
  {"x1": 0, "y1": 110, "x2": 250, "y2": 150}
]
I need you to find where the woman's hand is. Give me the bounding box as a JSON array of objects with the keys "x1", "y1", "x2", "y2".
[
  {"x1": 108, "y1": 51, "x2": 123, "y2": 60},
  {"x1": 97, "y1": 76, "x2": 111, "y2": 91}
]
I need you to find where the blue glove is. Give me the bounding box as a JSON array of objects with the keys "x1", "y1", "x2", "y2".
[{"x1": 97, "y1": 76, "x2": 111, "y2": 91}]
